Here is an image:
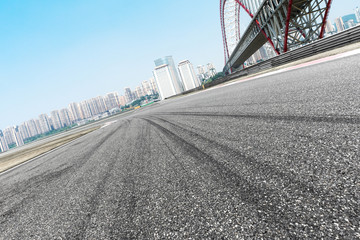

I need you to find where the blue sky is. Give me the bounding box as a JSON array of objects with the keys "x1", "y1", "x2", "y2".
[{"x1": 0, "y1": 0, "x2": 358, "y2": 129}]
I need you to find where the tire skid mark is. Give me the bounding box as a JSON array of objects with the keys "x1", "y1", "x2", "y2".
[
  {"x1": 142, "y1": 117, "x2": 359, "y2": 235},
  {"x1": 155, "y1": 112, "x2": 360, "y2": 125}
]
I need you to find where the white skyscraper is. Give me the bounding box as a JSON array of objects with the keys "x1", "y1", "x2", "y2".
[
  {"x1": 141, "y1": 80, "x2": 153, "y2": 96},
  {"x1": 153, "y1": 64, "x2": 183, "y2": 100},
  {"x1": 356, "y1": 7, "x2": 360, "y2": 23},
  {"x1": 11, "y1": 126, "x2": 24, "y2": 147},
  {"x1": 0, "y1": 130, "x2": 9, "y2": 152},
  {"x1": 50, "y1": 110, "x2": 63, "y2": 130},
  {"x1": 39, "y1": 114, "x2": 52, "y2": 133},
  {"x1": 59, "y1": 109, "x2": 72, "y2": 127},
  {"x1": 69, "y1": 102, "x2": 84, "y2": 121},
  {"x1": 178, "y1": 60, "x2": 201, "y2": 91},
  {"x1": 334, "y1": 17, "x2": 345, "y2": 32}
]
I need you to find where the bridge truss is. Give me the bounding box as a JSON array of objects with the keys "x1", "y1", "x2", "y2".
[{"x1": 221, "y1": 0, "x2": 333, "y2": 73}]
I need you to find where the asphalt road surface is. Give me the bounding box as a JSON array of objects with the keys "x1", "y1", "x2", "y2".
[{"x1": 1, "y1": 54, "x2": 359, "y2": 239}]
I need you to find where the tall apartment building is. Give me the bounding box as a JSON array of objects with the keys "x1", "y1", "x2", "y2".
[
  {"x1": 141, "y1": 80, "x2": 153, "y2": 96},
  {"x1": 79, "y1": 101, "x2": 92, "y2": 119},
  {"x1": 118, "y1": 95, "x2": 126, "y2": 106},
  {"x1": 11, "y1": 126, "x2": 24, "y2": 147},
  {"x1": 334, "y1": 17, "x2": 345, "y2": 32},
  {"x1": 39, "y1": 114, "x2": 52, "y2": 133},
  {"x1": 178, "y1": 60, "x2": 200, "y2": 91},
  {"x1": 50, "y1": 110, "x2": 63, "y2": 130},
  {"x1": 124, "y1": 87, "x2": 134, "y2": 103},
  {"x1": 69, "y1": 102, "x2": 84, "y2": 121},
  {"x1": 0, "y1": 130, "x2": 9, "y2": 152},
  {"x1": 105, "y1": 92, "x2": 120, "y2": 110},
  {"x1": 26, "y1": 119, "x2": 40, "y2": 137},
  {"x1": 59, "y1": 109, "x2": 72, "y2": 127},
  {"x1": 206, "y1": 63, "x2": 217, "y2": 78},
  {"x1": 149, "y1": 78, "x2": 159, "y2": 94},
  {"x1": 135, "y1": 86, "x2": 144, "y2": 98},
  {"x1": 155, "y1": 56, "x2": 183, "y2": 92},
  {"x1": 153, "y1": 64, "x2": 183, "y2": 100},
  {"x1": 95, "y1": 96, "x2": 107, "y2": 113},
  {"x1": 3, "y1": 127, "x2": 15, "y2": 145},
  {"x1": 356, "y1": 7, "x2": 360, "y2": 23},
  {"x1": 35, "y1": 119, "x2": 43, "y2": 134},
  {"x1": 19, "y1": 123, "x2": 30, "y2": 140}
]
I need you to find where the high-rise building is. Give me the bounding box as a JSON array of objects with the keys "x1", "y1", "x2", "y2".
[
  {"x1": 26, "y1": 119, "x2": 39, "y2": 137},
  {"x1": 59, "y1": 109, "x2": 72, "y2": 127},
  {"x1": 11, "y1": 126, "x2": 24, "y2": 147},
  {"x1": 3, "y1": 127, "x2": 15, "y2": 145},
  {"x1": 95, "y1": 96, "x2": 108, "y2": 112},
  {"x1": 79, "y1": 101, "x2": 92, "y2": 119},
  {"x1": 105, "y1": 92, "x2": 120, "y2": 110},
  {"x1": 154, "y1": 56, "x2": 183, "y2": 92},
  {"x1": 35, "y1": 119, "x2": 43, "y2": 134},
  {"x1": 19, "y1": 123, "x2": 30, "y2": 140},
  {"x1": 334, "y1": 17, "x2": 345, "y2": 32},
  {"x1": 149, "y1": 77, "x2": 159, "y2": 94},
  {"x1": 0, "y1": 130, "x2": 9, "y2": 152},
  {"x1": 356, "y1": 7, "x2": 360, "y2": 23},
  {"x1": 153, "y1": 64, "x2": 183, "y2": 100},
  {"x1": 135, "y1": 86, "x2": 144, "y2": 98},
  {"x1": 178, "y1": 60, "x2": 201, "y2": 91},
  {"x1": 124, "y1": 87, "x2": 134, "y2": 103},
  {"x1": 206, "y1": 63, "x2": 217, "y2": 78},
  {"x1": 325, "y1": 20, "x2": 335, "y2": 34},
  {"x1": 118, "y1": 95, "x2": 126, "y2": 106},
  {"x1": 39, "y1": 114, "x2": 52, "y2": 133},
  {"x1": 141, "y1": 80, "x2": 153, "y2": 96},
  {"x1": 69, "y1": 102, "x2": 84, "y2": 121},
  {"x1": 50, "y1": 110, "x2": 63, "y2": 130}
]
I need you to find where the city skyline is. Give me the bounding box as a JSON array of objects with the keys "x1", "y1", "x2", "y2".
[{"x1": 0, "y1": 0, "x2": 357, "y2": 130}]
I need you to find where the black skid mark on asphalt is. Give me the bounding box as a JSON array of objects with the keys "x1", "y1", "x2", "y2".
[
  {"x1": 142, "y1": 117, "x2": 359, "y2": 237},
  {"x1": 65, "y1": 123, "x2": 129, "y2": 239},
  {"x1": 155, "y1": 112, "x2": 360, "y2": 125},
  {"x1": 0, "y1": 165, "x2": 73, "y2": 225}
]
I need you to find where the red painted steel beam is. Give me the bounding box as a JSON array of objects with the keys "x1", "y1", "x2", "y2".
[
  {"x1": 284, "y1": 0, "x2": 293, "y2": 53},
  {"x1": 220, "y1": 0, "x2": 230, "y2": 64},
  {"x1": 319, "y1": 0, "x2": 333, "y2": 39},
  {"x1": 234, "y1": 0, "x2": 280, "y2": 55}
]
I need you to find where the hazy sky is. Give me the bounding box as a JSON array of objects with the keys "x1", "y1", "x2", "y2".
[{"x1": 0, "y1": 0, "x2": 358, "y2": 129}]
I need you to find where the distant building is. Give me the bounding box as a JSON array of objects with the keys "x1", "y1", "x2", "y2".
[
  {"x1": 69, "y1": 102, "x2": 84, "y2": 121},
  {"x1": 154, "y1": 56, "x2": 183, "y2": 92},
  {"x1": 105, "y1": 92, "x2": 120, "y2": 110},
  {"x1": 356, "y1": 7, "x2": 360, "y2": 23},
  {"x1": 26, "y1": 119, "x2": 40, "y2": 137},
  {"x1": 11, "y1": 126, "x2": 24, "y2": 147},
  {"x1": 79, "y1": 101, "x2": 92, "y2": 119},
  {"x1": 118, "y1": 95, "x2": 126, "y2": 106},
  {"x1": 35, "y1": 119, "x2": 43, "y2": 134},
  {"x1": 178, "y1": 60, "x2": 200, "y2": 91},
  {"x1": 39, "y1": 114, "x2": 52, "y2": 133},
  {"x1": 141, "y1": 80, "x2": 153, "y2": 96},
  {"x1": 153, "y1": 64, "x2": 183, "y2": 100},
  {"x1": 149, "y1": 77, "x2": 159, "y2": 94},
  {"x1": 19, "y1": 123, "x2": 30, "y2": 140},
  {"x1": 124, "y1": 87, "x2": 134, "y2": 103},
  {"x1": 3, "y1": 127, "x2": 15, "y2": 145},
  {"x1": 0, "y1": 130, "x2": 9, "y2": 152},
  {"x1": 334, "y1": 17, "x2": 345, "y2": 32},
  {"x1": 325, "y1": 20, "x2": 335, "y2": 35},
  {"x1": 50, "y1": 110, "x2": 62, "y2": 130},
  {"x1": 59, "y1": 109, "x2": 72, "y2": 127},
  {"x1": 135, "y1": 86, "x2": 144, "y2": 98}
]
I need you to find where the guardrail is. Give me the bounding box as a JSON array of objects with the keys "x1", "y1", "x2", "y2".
[{"x1": 166, "y1": 25, "x2": 360, "y2": 100}]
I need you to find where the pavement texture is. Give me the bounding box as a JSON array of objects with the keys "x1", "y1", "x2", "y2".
[{"x1": 0, "y1": 54, "x2": 359, "y2": 239}]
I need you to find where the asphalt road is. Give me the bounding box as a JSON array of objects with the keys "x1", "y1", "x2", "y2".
[{"x1": 1, "y1": 54, "x2": 359, "y2": 239}]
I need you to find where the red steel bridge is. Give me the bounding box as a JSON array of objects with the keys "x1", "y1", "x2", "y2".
[{"x1": 221, "y1": 0, "x2": 333, "y2": 74}]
